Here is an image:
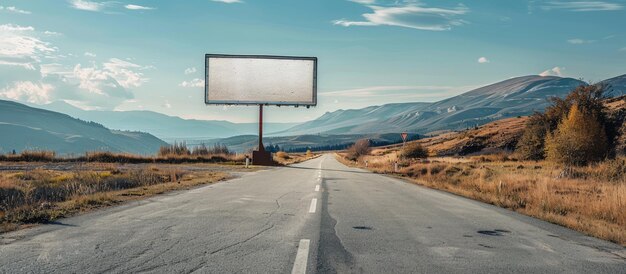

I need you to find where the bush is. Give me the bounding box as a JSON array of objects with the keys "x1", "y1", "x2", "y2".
[
  {"x1": 516, "y1": 114, "x2": 549, "y2": 160},
  {"x1": 546, "y1": 104, "x2": 608, "y2": 166},
  {"x1": 276, "y1": 151, "x2": 290, "y2": 160},
  {"x1": 306, "y1": 149, "x2": 313, "y2": 157},
  {"x1": 346, "y1": 139, "x2": 371, "y2": 161},
  {"x1": 401, "y1": 142, "x2": 428, "y2": 159},
  {"x1": 159, "y1": 141, "x2": 190, "y2": 156}
]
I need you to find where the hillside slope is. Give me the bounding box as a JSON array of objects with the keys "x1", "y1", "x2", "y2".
[
  {"x1": 0, "y1": 100, "x2": 166, "y2": 155},
  {"x1": 284, "y1": 75, "x2": 586, "y2": 135}
]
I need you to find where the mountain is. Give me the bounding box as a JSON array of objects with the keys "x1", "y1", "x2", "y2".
[
  {"x1": 282, "y1": 75, "x2": 587, "y2": 135},
  {"x1": 37, "y1": 101, "x2": 297, "y2": 141},
  {"x1": 0, "y1": 100, "x2": 166, "y2": 155},
  {"x1": 601, "y1": 74, "x2": 626, "y2": 97}
]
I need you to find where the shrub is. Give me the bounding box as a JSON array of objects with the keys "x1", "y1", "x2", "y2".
[
  {"x1": 158, "y1": 141, "x2": 190, "y2": 156},
  {"x1": 346, "y1": 139, "x2": 371, "y2": 161},
  {"x1": 276, "y1": 151, "x2": 290, "y2": 160},
  {"x1": 546, "y1": 104, "x2": 608, "y2": 166},
  {"x1": 401, "y1": 142, "x2": 428, "y2": 159},
  {"x1": 516, "y1": 114, "x2": 549, "y2": 160},
  {"x1": 306, "y1": 149, "x2": 313, "y2": 157}
]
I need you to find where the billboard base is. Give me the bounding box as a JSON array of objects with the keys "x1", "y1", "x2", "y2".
[{"x1": 253, "y1": 150, "x2": 275, "y2": 166}]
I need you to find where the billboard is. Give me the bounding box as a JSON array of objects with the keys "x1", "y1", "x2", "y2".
[{"x1": 205, "y1": 54, "x2": 317, "y2": 106}]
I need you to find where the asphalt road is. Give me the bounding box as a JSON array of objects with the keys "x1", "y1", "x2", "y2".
[{"x1": 1, "y1": 154, "x2": 624, "y2": 273}]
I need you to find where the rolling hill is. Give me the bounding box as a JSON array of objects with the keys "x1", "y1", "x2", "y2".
[
  {"x1": 37, "y1": 101, "x2": 297, "y2": 141},
  {"x1": 0, "y1": 100, "x2": 167, "y2": 155},
  {"x1": 281, "y1": 75, "x2": 587, "y2": 135}
]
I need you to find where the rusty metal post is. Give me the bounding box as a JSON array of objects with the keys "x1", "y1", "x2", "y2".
[{"x1": 259, "y1": 104, "x2": 264, "y2": 152}]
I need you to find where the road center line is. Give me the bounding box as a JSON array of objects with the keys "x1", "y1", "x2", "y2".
[
  {"x1": 315, "y1": 185, "x2": 320, "y2": 192},
  {"x1": 309, "y1": 198, "x2": 317, "y2": 213},
  {"x1": 291, "y1": 239, "x2": 310, "y2": 274}
]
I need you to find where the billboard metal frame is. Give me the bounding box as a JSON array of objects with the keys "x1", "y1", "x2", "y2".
[{"x1": 204, "y1": 54, "x2": 318, "y2": 106}]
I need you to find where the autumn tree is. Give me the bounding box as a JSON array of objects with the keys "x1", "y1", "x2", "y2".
[{"x1": 545, "y1": 104, "x2": 608, "y2": 166}]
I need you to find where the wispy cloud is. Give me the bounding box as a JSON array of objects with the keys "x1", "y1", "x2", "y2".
[
  {"x1": 212, "y1": 0, "x2": 243, "y2": 3},
  {"x1": 0, "y1": 6, "x2": 32, "y2": 14},
  {"x1": 539, "y1": 67, "x2": 565, "y2": 77},
  {"x1": 334, "y1": 1, "x2": 469, "y2": 31},
  {"x1": 179, "y1": 78, "x2": 204, "y2": 88},
  {"x1": 541, "y1": 1, "x2": 623, "y2": 12},
  {"x1": 184, "y1": 67, "x2": 197, "y2": 74},
  {"x1": 69, "y1": 0, "x2": 106, "y2": 12},
  {"x1": 125, "y1": 4, "x2": 154, "y2": 10},
  {"x1": 567, "y1": 38, "x2": 595, "y2": 44},
  {"x1": 321, "y1": 85, "x2": 476, "y2": 102},
  {"x1": 84, "y1": 52, "x2": 97, "y2": 57},
  {"x1": 478, "y1": 57, "x2": 489, "y2": 63},
  {"x1": 0, "y1": 24, "x2": 56, "y2": 70}
]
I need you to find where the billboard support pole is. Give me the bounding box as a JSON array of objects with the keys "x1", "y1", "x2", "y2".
[
  {"x1": 252, "y1": 104, "x2": 273, "y2": 165},
  {"x1": 259, "y1": 104, "x2": 264, "y2": 152}
]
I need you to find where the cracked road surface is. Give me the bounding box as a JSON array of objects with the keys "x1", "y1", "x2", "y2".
[{"x1": 1, "y1": 154, "x2": 625, "y2": 273}]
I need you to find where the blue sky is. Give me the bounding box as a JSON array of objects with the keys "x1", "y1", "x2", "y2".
[{"x1": 1, "y1": 0, "x2": 625, "y2": 123}]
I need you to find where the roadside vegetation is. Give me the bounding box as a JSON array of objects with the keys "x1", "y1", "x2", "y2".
[
  {"x1": 338, "y1": 85, "x2": 626, "y2": 246},
  {"x1": 274, "y1": 149, "x2": 320, "y2": 165},
  {"x1": 0, "y1": 165, "x2": 231, "y2": 233}
]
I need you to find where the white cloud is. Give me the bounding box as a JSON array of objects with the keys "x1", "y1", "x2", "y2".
[
  {"x1": 43, "y1": 31, "x2": 62, "y2": 36},
  {"x1": 0, "y1": 24, "x2": 56, "y2": 70},
  {"x1": 84, "y1": 52, "x2": 97, "y2": 57},
  {"x1": 184, "y1": 67, "x2": 197, "y2": 74},
  {"x1": 334, "y1": 2, "x2": 469, "y2": 31},
  {"x1": 69, "y1": 0, "x2": 106, "y2": 11},
  {"x1": 541, "y1": 1, "x2": 623, "y2": 12},
  {"x1": 0, "y1": 6, "x2": 32, "y2": 14},
  {"x1": 567, "y1": 38, "x2": 595, "y2": 44},
  {"x1": 179, "y1": 78, "x2": 205, "y2": 88},
  {"x1": 125, "y1": 4, "x2": 154, "y2": 10},
  {"x1": 478, "y1": 57, "x2": 489, "y2": 63},
  {"x1": 539, "y1": 67, "x2": 565, "y2": 77},
  {"x1": 0, "y1": 81, "x2": 54, "y2": 104},
  {"x1": 212, "y1": 0, "x2": 243, "y2": 3},
  {"x1": 162, "y1": 100, "x2": 172, "y2": 108}
]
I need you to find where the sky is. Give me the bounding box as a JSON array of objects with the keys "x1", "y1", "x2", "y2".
[{"x1": 0, "y1": 0, "x2": 625, "y2": 123}]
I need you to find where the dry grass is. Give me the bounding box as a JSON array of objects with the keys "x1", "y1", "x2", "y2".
[
  {"x1": 338, "y1": 152, "x2": 626, "y2": 246},
  {"x1": 0, "y1": 166, "x2": 230, "y2": 233},
  {"x1": 273, "y1": 152, "x2": 320, "y2": 165},
  {"x1": 0, "y1": 151, "x2": 246, "y2": 165}
]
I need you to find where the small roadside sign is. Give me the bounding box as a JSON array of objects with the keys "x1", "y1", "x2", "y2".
[{"x1": 401, "y1": 132, "x2": 408, "y2": 147}]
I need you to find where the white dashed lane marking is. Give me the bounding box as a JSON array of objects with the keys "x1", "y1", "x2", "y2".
[
  {"x1": 291, "y1": 239, "x2": 310, "y2": 274},
  {"x1": 309, "y1": 199, "x2": 317, "y2": 213}
]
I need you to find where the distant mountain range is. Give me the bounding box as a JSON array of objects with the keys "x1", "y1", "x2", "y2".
[
  {"x1": 0, "y1": 100, "x2": 166, "y2": 155},
  {"x1": 2, "y1": 74, "x2": 624, "y2": 155},
  {"x1": 36, "y1": 101, "x2": 297, "y2": 141},
  {"x1": 279, "y1": 75, "x2": 626, "y2": 136}
]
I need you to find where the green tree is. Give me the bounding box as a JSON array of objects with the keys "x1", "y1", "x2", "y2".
[{"x1": 545, "y1": 104, "x2": 608, "y2": 166}]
